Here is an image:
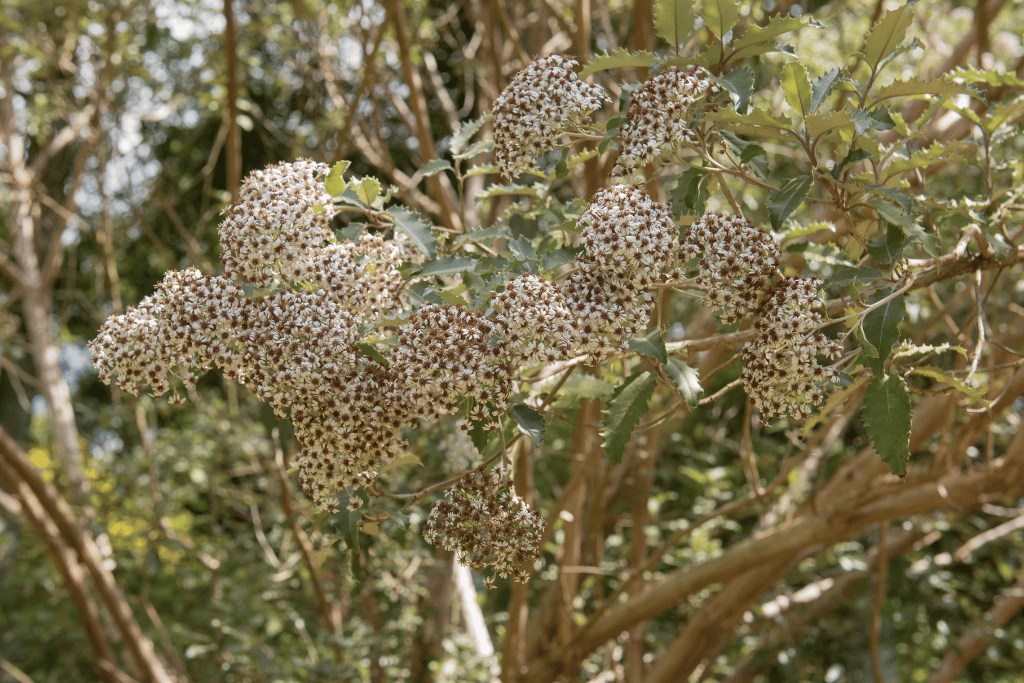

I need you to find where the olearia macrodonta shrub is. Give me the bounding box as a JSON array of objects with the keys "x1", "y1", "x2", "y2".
[
  {"x1": 86, "y1": 57, "x2": 844, "y2": 582},
  {"x1": 92, "y1": 2, "x2": 1024, "y2": 582}
]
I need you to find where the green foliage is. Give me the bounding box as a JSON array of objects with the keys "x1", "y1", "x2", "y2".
[
  {"x1": 702, "y1": 0, "x2": 739, "y2": 40},
  {"x1": 654, "y1": 0, "x2": 694, "y2": 49},
  {"x1": 862, "y1": 373, "x2": 912, "y2": 476},
  {"x1": 859, "y1": 288, "x2": 907, "y2": 373},
  {"x1": 601, "y1": 372, "x2": 658, "y2": 465},
  {"x1": 8, "y1": 0, "x2": 1024, "y2": 681}
]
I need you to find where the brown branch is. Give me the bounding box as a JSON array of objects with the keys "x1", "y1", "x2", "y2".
[
  {"x1": 525, "y1": 441, "x2": 1024, "y2": 682},
  {"x1": 0, "y1": 426, "x2": 177, "y2": 683},
  {"x1": 926, "y1": 572, "x2": 1024, "y2": 683},
  {"x1": 223, "y1": 0, "x2": 242, "y2": 203},
  {"x1": 0, "y1": 455, "x2": 120, "y2": 683},
  {"x1": 382, "y1": 0, "x2": 462, "y2": 232}
]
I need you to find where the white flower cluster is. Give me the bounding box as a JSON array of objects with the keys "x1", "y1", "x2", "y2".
[
  {"x1": 679, "y1": 212, "x2": 782, "y2": 324},
  {"x1": 91, "y1": 161, "x2": 417, "y2": 511},
  {"x1": 562, "y1": 185, "x2": 677, "y2": 357},
  {"x1": 90, "y1": 268, "x2": 246, "y2": 398},
  {"x1": 613, "y1": 66, "x2": 719, "y2": 176},
  {"x1": 424, "y1": 466, "x2": 545, "y2": 584},
  {"x1": 491, "y1": 274, "x2": 576, "y2": 365},
  {"x1": 742, "y1": 277, "x2": 843, "y2": 423},
  {"x1": 219, "y1": 160, "x2": 335, "y2": 287},
  {"x1": 492, "y1": 54, "x2": 608, "y2": 179},
  {"x1": 391, "y1": 303, "x2": 514, "y2": 424},
  {"x1": 578, "y1": 185, "x2": 678, "y2": 281}
]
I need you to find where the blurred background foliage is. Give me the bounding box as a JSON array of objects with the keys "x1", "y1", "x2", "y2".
[{"x1": 1, "y1": 0, "x2": 1024, "y2": 682}]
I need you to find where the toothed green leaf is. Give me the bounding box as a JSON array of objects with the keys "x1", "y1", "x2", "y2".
[
  {"x1": 862, "y1": 373, "x2": 912, "y2": 476},
  {"x1": 602, "y1": 372, "x2": 657, "y2": 465},
  {"x1": 860, "y1": 287, "x2": 906, "y2": 373},
  {"x1": 861, "y1": 1, "x2": 917, "y2": 75},
  {"x1": 387, "y1": 207, "x2": 437, "y2": 258},
  {"x1": 666, "y1": 358, "x2": 702, "y2": 408},
  {"x1": 769, "y1": 174, "x2": 813, "y2": 231},
  {"x1": 325, "y1": 160, "x2": 350, "y2": 196},
  {"x1": 578, "y1": 49, "x2": 656, "y2": 79}
]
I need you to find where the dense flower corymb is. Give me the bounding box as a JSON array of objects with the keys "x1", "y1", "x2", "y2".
[
  {"x1": 742, "y1": 277, "x2": 843, "y2": 423},
  {"x1": 679, "y1": 212, "x2": 781, "y2": 324},
  {"x1": 424, "y1": 466, "x2": 545, "y2": 584},
  {"x1": 218, "y1": 160, "x2": 334, "y2": 288},
  {"x1": 492, "y1": 54, "x2": 608, "y2": 179},
  {"x1": 613, "y1": 66, "x2": 719, "y2": 176}
]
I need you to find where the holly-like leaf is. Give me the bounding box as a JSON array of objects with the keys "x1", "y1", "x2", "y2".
[
  {"x1": 666, "y1": 358, "x2": 702, "y2": 408},
  {"x1": 861, "y1": 1, "x2": 917, "y2": 76},
  {"x1": 706, "y1": 107, "x2": 795, "y2": 142},
  {"x1": 450, "y1": 112, "x2": 492, "y2": 158},
  {"x1": 510, "y1": 403, "x2": 545, "y2": 444},
  {"x1": 422, "y1": 159, "x2": 452, "y2": 178},
  {"x1": 454, "y1": 222, "x2": 512, "y2": 245},
  {"x1": 947, "y1": 65, "x2": 1024, "y2": 90},
  {"x1": 654, "y1": 0, "x2": 694, "y2": 48},
  {"x1": 769, "y1": 174, "x2": 813, "y2": 231},
  {"x1": 387, "y1": 208, "x2": 437, "y2": 258},
  {"x1": 907, "y1": 366, "x2": 985, "y2": 400},
  {"x1": 416, "y1": 255, "x2": 477, "y2": 279},
  {"x1": 353, "y1": 177, "x2": 380, "y2": 206},
  {"x1": 862, "y1": 373, "x2": 912, "y2": 476},
  {"x1": 811, "y1": 68, "x2": 842, "y2": 113},
  {"x1": 325, "y1": 160, "x2": 350, "y2": 196},
  {"x1": 870, "y1": 77, "x2": 975, "y2": 107},
  {"x1": 806, "y1": 110, "x2": 855, "y2": 141},
  {"x1": 883, "y1": 140, "x2": 976, "y2": 180},
  {"x1": 981, "y1": 98, "x2": 1024, "y2": 134},
  {"x1": 672, "y1": 166, "x2": 710, "y2": 216},
  {"x1": 508, "y1": 236, "x2": 537, "y2": 262},
  {"x1": 783, "y1": 61, "x2": 813, "y2": 119},
  {"x1": 728, "y1": 15, "x2": 813, "y2": 62},
  {"x1": 468, "y1": 415, "x2": 490, "y2": 455},
  {"x1": 578, "y1": 48, "x2": 656, "y2": 79},
  {"x1": 703, "y1": 0, "x2": 739, "y2": 39},
  {"x1": 602, "y1": 372, "x2": 658, "y2": 465},
  {"x1": 860, "y1": 287, "x2": 906, "y2": 373},
  {"x1": 628, "y1": 328, "x2": 667, "y2": 365}
]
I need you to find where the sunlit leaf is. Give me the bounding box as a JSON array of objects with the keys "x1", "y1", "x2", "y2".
[
  {"x1": 703, "y1": 0, "x2": 739, "y2": 39},
  {"x1": 579, "y1": 49, "x2": 656, "y2": 79},
  {"x1": 654, "y1": 0, "x2": 694, "y2": 48}
]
